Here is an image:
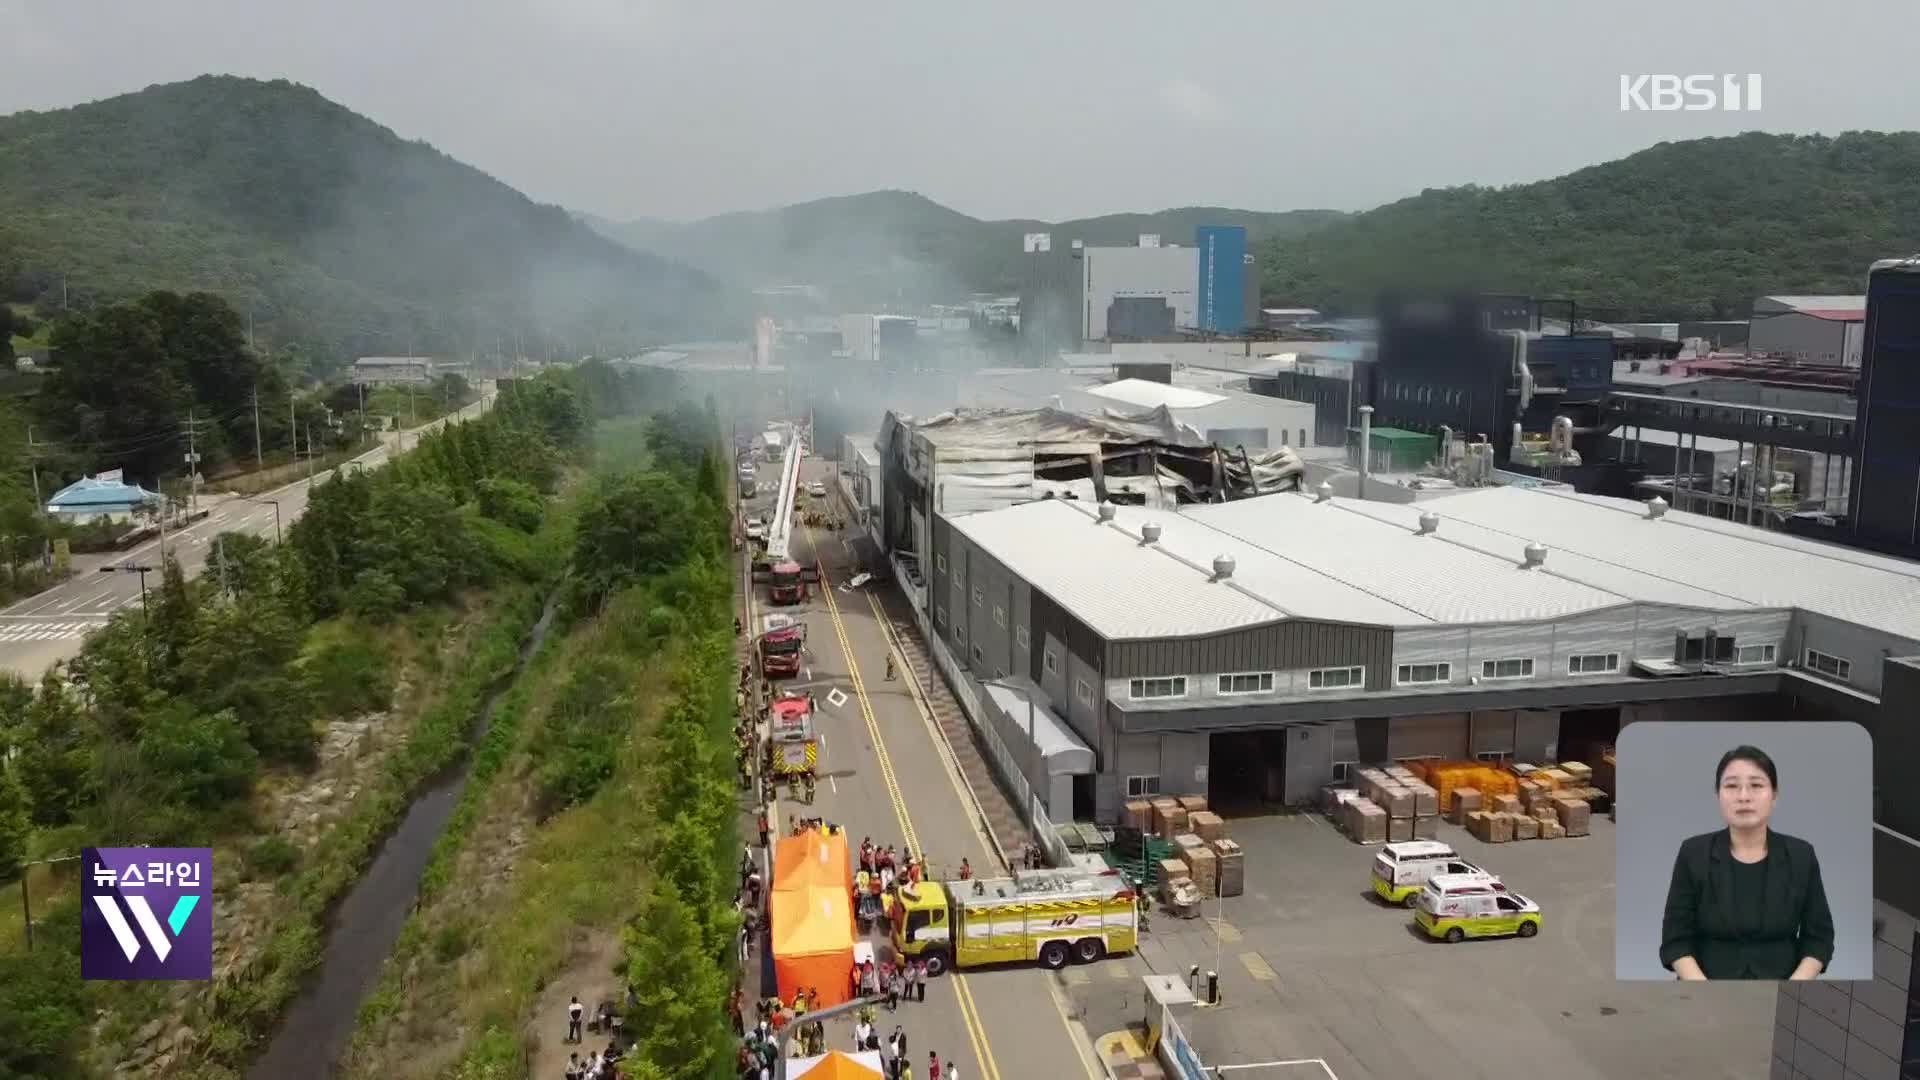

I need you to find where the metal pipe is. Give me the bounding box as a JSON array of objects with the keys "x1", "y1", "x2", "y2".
[{"x1": 1357, "y1": 405, "x2": 1374, "y2": 500}]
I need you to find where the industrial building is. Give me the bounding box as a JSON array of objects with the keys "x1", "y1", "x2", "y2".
[
  {"x1": 1846, "y1": 259, "x2": 1920, "y2": 556},
  {"x1": 1749, "y1": 295, "x2": 1867, "y2": 366},
  {"x1": 351, "y1": 356, "x2": 442, "y2": 386},
  {"x1": 909, "y1": 479, "x2": 1918, "y2": 824}
]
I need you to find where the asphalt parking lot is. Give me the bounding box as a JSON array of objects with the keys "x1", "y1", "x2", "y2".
[{"x1": 1064, "y1": 809, "x2": 1775, "y2": 1080}]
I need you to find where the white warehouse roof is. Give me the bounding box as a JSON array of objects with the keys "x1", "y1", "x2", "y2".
[
  {"x1": 943, "y1": 485, "x2": 1920, "y2": 643},
  {"x1": 1084, "y1": 378, "x2": 1228, "y2": 410}
]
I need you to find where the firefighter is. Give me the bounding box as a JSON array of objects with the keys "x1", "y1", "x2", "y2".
[
  {"x1": 884, "y1": 654, "x2": 896, "y2": 681},
  {"x1": 802, "y1": 771, "x2": 817, "y2": 804}
]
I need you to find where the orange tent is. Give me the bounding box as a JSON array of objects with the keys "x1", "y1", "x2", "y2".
[
  {"x1": 771, "y1": 829, "x2": 856, "y2": 1008},
  {"x1": 789, "y1": 1050, "x2": 886, "y2": 1078}
]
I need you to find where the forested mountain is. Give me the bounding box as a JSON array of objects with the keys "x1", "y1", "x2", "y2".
[
  {"x1": 586, "y1": 191, "x2": 1344, "y2": 306},
  {"x1": 1257, "y1": 131, "x2": 1920, "y2": 320},
  {"x1": 0, "y1": 76, "x2": 741, "y2": 370}
]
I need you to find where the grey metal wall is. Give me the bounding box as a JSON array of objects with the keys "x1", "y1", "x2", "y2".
[
  {"x1": 1393, "y1": 607, "x2": 1794, "y2": 689},
  {"x1": 1788, "y1": 610, "x2": 1920, "y2": 698},
  {"x1": 1772, "y1": 905, "x2": 1912, "y2": 1080},
  {"x1": 1108, "y1": 620, "x2": 1394, "y2": 689},
  {"x1": 1029, "y1": 582, "x2": 1106, "y2": 687},
  {"x1": 1751, "y1": 310, "x2": 1856, "y2": 366}
]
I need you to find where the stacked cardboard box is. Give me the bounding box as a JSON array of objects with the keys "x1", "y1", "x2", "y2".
[
  {"x1": 1181, "y1": 841, "x2": 1218, "y2": 896},
  {"x1": 1342, "y1": 798, "x2": 1388, "y2": 844},
  {"x1": 1158, "y1": 858, "x2": 1191, "y2": 891},
  {"x1": 1540, "y1": 819, "x2": 1566, "y2": 839},
  {"x1": 1155, "y1": 800, "x2": 1190, "y2": 841},
  {"x1": 1510, "y1": 813, "x2": 1540, "y2": 840},
  {"x1": 1554, "y1": 796, "x2": 1592, "y2": 837},
  {"x1": 1448, "y1": 788, "x2": 1483, "y2": 825},
  {"x1": 1189, "y1": 811, "x2": 1227, "y2": 843},
  {"x1": 1125, "y1": 800, "x2": 1155, "y2": 833},
  {"x1": 1177, "y1": 795, "x2": 1209, "y2": 815},
  {"x1": 1466, "y1": 811, "x2": 1512, "y2": 843},
  {"x1": 1492, "y1": 794, "x2": 1521, "y2": 816},
  {"x1": 1212, "y1": 838, "x2": 1245, "y2": 897},
  {"x1": 1325, "y1": 787, "x2": 1361, "y2": 816},
  {"x1": 1413, "y1": 815, "x2": 1439, "y2": 840},
  {"x1": 1388, "y1": 816, "x2": 1412, "y2": 843},
  {"x1": 1560, "y1": 761, "x2": 1593, "y2": 786},
  {"x1": 1593, "y1": 751, "x2": 1617, "y2": 801}
]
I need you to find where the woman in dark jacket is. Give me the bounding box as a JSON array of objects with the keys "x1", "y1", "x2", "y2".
[{"x1": 1660, "y1": 745, "x2": 1835, "y2": 981}]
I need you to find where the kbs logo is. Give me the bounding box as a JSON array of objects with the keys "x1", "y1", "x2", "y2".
[
  {"x1": 1619, "y1": 74, "x2": 1763, "y2": 112},
  {"x1": 81, "y1": 848, "x2": 212, "y2": 981}
]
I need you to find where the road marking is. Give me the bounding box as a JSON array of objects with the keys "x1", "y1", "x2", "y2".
[
  {"x1": 858, "y1": 586, "x2": 1001, "y2": 871},
  {"x1": 807, "y1": 523, "x2": 1002, "y2": 1080},
  {"x1": 1063, "y1": 968, "x2": 1090, "y2": 986},
  {"x1": 1106, "y1": 961, "x2": 1132, "y2": 981},
  {"x1": 1239, "y1": 952, "x2": 1278, "y2": 982},
  {"x1": 1209, "y1": 918, "x2": 1242, "y2": 943},
  {"x1": 1042, "y1": 961, "x2": 1106, "y2": 1080}
]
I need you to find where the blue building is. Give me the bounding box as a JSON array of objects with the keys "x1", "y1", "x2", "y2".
[{"x1": 46, "y1": 473, "x2": 162, "y2": 524}]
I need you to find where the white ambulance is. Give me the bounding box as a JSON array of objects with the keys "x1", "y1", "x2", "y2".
[{"x1": 1369, "y1": 840, "x2": 1499, "y2": 907}]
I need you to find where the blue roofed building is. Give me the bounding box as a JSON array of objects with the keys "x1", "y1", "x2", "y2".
[{"x1": 45, "y1": 472, "x2": 162, "y2": 524}]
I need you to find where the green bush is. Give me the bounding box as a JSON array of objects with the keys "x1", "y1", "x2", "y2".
[
  {"x1": 302, "y1": 624, "x2": 395, "y2": 718},
  {"x1": 345, "y1": 570, "x2": 408, "y2": 621},
  {"x1": 246, "y1": 835, "x2": 300, "y2": 878},
  {"x1": 476, "y1": 476, "x2": 543, "y2": 533}
]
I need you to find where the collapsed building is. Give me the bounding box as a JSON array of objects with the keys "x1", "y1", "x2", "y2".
[{"x1": 874, "y1": 406, "x2": 1304, "y2": 576}]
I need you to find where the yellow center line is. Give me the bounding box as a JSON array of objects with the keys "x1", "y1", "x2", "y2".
[{"x1": 805, "y1": 525, "x2": 1003, "y2": 1080}]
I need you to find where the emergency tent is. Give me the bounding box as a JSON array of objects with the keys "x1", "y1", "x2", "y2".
[
  {"x1": 788, "y1": 1050, "x2": 885, "y2": 1078},
  {"x1": 787, "y1": 1053, "x2": 883, "y2": 1076},
  {"x1": 771, "y1": 829, "x2": 856, "y2": 1007}
]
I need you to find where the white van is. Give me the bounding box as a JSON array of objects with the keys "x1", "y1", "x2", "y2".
[
  {"x1": 1414, "y1": 873, "x2": 1542, "y2": 942},
  {"x1": 1369, "y1": 840, "x2": 1497, "y2": 906}
]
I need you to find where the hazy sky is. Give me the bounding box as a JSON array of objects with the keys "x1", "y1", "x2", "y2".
[{"x1": 3, "y1": 0, "x2": 1916, "y2": 224}]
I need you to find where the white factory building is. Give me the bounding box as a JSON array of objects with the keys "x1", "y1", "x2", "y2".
[{"x1": 1080, "y1": 244, "x2": 1199, "y2": 342}]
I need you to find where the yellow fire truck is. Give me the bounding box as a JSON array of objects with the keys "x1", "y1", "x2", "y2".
[{"x1": 888, "y1": 868, "x2": 1139, "y2": 975}]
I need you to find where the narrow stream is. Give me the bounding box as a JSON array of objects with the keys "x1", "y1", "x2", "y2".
[{"x1": 247, "y1": 592, "x2": 561, "y2": 1080}]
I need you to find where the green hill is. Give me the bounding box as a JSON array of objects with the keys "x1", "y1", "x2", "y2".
[
  {"x1": 0, "y1": 76, "x2": 741, "y2": 370},
  {"x1": 1258, "y1": 131, "x2": 1920, "y2": 320},
  {"x1": 587, "y1": 191, "x2": 1345, "y2": 306}
]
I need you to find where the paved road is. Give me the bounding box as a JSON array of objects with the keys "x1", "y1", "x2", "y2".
[
  {"x1": 0, "y1": 389, "x2": 497, "y2": 679},
  {"x1": 753, "y1": 457, "x2": 1106, "y2": 1080}
]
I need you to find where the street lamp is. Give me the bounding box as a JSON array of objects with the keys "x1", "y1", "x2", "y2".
[
  {"x1": 99, "y1": 562, "x2": 155, "y2": 613},
  {"x1": 235, "y1": 494, "x2": 283, "y2": 542}
]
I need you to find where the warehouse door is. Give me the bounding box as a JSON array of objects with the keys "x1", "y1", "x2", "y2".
[
  {"x1": 1470, "y1": 710, "x2": 1517, "y2": 759},
  {"x1": 1559, "y1": 707, "x2": 1620, "y2": 766},
  {"x1": 1208, "y1": 730, "x2": 1287, "y2": 815},
  {"x1": 1388, "y1": 713, "x2": 1469, "y2": 762}
]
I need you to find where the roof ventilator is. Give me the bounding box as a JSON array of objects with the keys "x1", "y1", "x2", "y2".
[
  {"x1": 1314, "y1": 481, "x2": 1334, "y2": 503},
  {"x1": 1139, "y1": 522, "x2": 1162, "y2": 545},
  {"x1": 1521, "y1": 541, "x2": 1548, "y2": 569},
  {"x1": 1096, "y1": 502, "x2": 1116, "y2": 523},
  {"x1": 1211, "y1": 554, "x2": 1236, "y2": 582},
  {"x1": 1646, "y1": 496, "x2": 1668, "y2": 520},
  {"x1": 1417, "y1": 511, "x2": 1439, "y2": 535}
]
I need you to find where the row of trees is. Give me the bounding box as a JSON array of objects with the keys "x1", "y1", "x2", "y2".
[{"x1": 0, "y1": 370, "x2": 595, "y2": 1078}]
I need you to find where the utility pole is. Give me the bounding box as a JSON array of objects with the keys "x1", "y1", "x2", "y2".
[
  {"x1": 251, "y1": 385, "x2": 264, "y2": 470},
  {"x1": 290, "y1": 393, "x2": 298, "y2": 468},
  {"x1": 305, "y1": 423, "x2": 315, "y2": 479},
  {"x1": 183, "y1": 408, "x2": 202, "y2": 515}
]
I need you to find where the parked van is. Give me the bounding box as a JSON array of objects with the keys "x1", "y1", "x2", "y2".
[
  {"x1": 1413, "y1": 873, "x2": 1542, "y2": 943},
  {"x1": 1370, "y1": 841, "x2": 1496, "y2": 906}
]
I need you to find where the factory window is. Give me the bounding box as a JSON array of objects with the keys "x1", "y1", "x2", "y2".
[
  {"x1": 972, "y1": 585, "x2": 983, "y2": 608},
  {"x1": 1679, "y1": 634, "x2": 1736, "y2": 663},
  {"x1": 936, "y1": 606, "x2": 947, "y2": 627},
  {"x1": 1075, "y1": 679, "x2": 1094, "y2": 707},
  {"x1": 972, "y1": 644, "x2": 984, "y2": 664},
  {"x1": 1307, "y1": 666, "x2": 1363, "y2": 691},
  {"x1": 1297, "y1": 428, "x2": 1307, "y2": 448},
  {"x1": 1128, "y1": 677, "x2": 1188, "y2": 700},
  {"x1": 1736, "y1": 643, "x2": 1776, "y2": 665},
  {"x1": 954, "y1": 623, "x2": 967, "y2": 647},
  {"x1": 1216, "y1": 672, "x2": 1275, "y2": 695},
  {"x1": 1395, "y1": 663, "x2": 1451, "y2": 686},
  {"x1": 1330, "y1": 761, "x2": 1359, "y2": 783},
  {"x1": 1127, "y1": 775, "x2": 1162, "y2": 798},
  {"x1": 993, "y1": 606, "x2": 1005, "y2": 628},
  {"x1": 954, "y1": 566, "x2": 964, "y2": 587},
  {"x1": 1805, "y1": 649, "x2": 1852, "y2": 682},
  {"x1": 1017, "y1": 626, "x2": 1030, "y2": 649},
  {"x1": 1566, "y1": 653, "x2": 1620, "y2": 676},
  {"x1": 1481, "y1": 658, "x2": 1535, "y2": 680},
  {"x1": 1044, "y1": 649, "x2": 1057, "y2": 673},
  {"x1": 936, "y1": 554, "x2": 946, "y2": 574},
  {"x1": 1476, "y1": 750, "x2": 1509, "y2": 764}
]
